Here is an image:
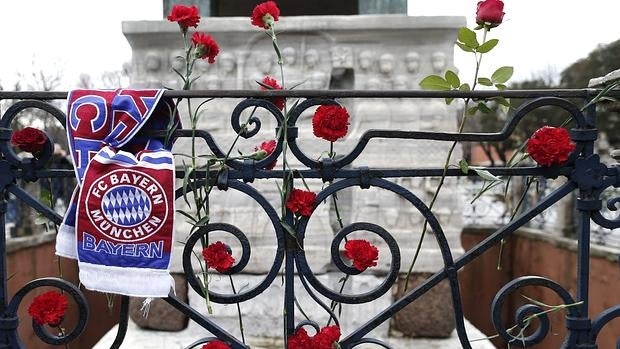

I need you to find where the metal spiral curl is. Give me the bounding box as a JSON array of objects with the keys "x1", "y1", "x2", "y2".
[
  {"x1": 491, "y1": 276, "x2": 580, "y2": 347},
  {"x1": 295, "y1": 177, "x2": 449, "y2": 305},
  {"x1": 4, "y1": 278, "x2": 88, "y2": 346},
  {"x1": 591, "y1": 195, "x2": 620, "y2": 229},
  {"x1": 230, "y1": 98, "x2": 284, "y2": 139},
  {"x1": 182, "y1": 180, "x2": 285, "y2": 304}
]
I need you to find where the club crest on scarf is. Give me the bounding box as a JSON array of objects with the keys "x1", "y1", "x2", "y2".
[{"x1": 85, "y1": 169, "x2": 167, "y2": 243}]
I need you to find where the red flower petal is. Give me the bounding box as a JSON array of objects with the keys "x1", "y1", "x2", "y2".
[
  {"x1": 202, "y1": 340, "x2": 231, "y2": 349},
  {"x1": 476, "y1": 0, "x2": 505, "y2": 27},
  {"x1": 260, "y1": 76, "x2": 285, "y2": 111},
  {"x1": 344, "y1": 239, "x2": 379, "y2": 271},
  {"x1": 312, "y1": 325, "x2": 341, "y2": 349},
  {"x1": 202, "y1": 241, "x2": 235, "y2": 273},
  {"x1": 287, "y1": 328, "x2": 312, "y2": 349}
]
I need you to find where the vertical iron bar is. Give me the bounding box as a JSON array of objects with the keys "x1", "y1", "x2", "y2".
[
  {"x1": 576, "y1": 210, "x2": 591, "y2": 313},
  {"x1": 0, "y1": 196, "x2": 8, "y2": 347}
]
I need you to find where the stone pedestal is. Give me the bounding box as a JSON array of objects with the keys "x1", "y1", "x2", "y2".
[{"x1": 390, "y1": 272, "x2": 455, "y2": 338}]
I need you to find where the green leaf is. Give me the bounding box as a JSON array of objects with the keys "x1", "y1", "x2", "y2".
[
  {"x1": 478, "y1": 102, "x2": 492, "y2": 114},
  {"x1": 459, "y1": 83, "x2": 471, "y2": 91},
  {"x1": 494, "y1": 96, "x2": 510, "y2": 107},
  {"x1": 419, "y1": 75, "x2": 452, "y2": 90},
  {"x1": 181, "y1": 161, "x2": 194, "y2": 208},
  {"x1": 467, "y1": 106, "x2": 479, "y2": 115},
  {"x1": 281, "y1": 221, "x2": 297, "y2": 238},
  {"x1": 474, "y1": 24, "x2": 485, "y2": 30},
  {"x1": 459, "y1": 159, "x2": 469, "y2": 174},
  {"x1": 477, "y1": 77, "x2": 493, "y2": 86},
  {"x1": 470, "y1": 167, "x2": 503, "y2": 182},
  {"x1": 495, "y1": 83, "x2": 507, "y2": 90},
  {"x1": 445, "y1": 97, "x2": 454, "y2": 105},
  {"x1": 445, "y1": 70, "x2": 460, "y2": 88},
  {"x1": 457, "y1": 27, "x2": 479, "y2": 49},
  {"x1": 176, "y1": 210, "x2": 198, "y2": 223},
  {"x1": 491, "y1": 66, "x2": 514, "y2": 84},
  {"x1": 195, "y1": 215, "x2": 210, "y2": 227},
  {"x1": 477, "y1": 39, "x2": 499, "y2": 53},
  {"x1": 456, "y1": 42, "x2": 475, "y2": 52}
]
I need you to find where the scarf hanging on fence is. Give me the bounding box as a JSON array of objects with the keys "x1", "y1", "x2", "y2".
[{"x1": 56, "y1": 89, "x2": 180, "y2": 297}]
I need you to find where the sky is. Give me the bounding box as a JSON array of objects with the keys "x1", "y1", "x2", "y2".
[{"x1": 0, "y1": 0, "x2": 618, "y2": 90}]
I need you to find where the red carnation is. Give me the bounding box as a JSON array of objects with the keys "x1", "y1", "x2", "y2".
[
  {"x1": 192, "y1": 32, "x2": 220, "y2": 64},
  {"x1": 526, "y1": 126, "x2": 576, "y2": 167},
  {"x1": 11, "y1": 127, "x2": 48, "y2": 154},
  {"x1": 167, "y1": 4, "x2": 201, "y2": 31},
  {"x1": 27, "y1": 291, "x2": 68, "y2": 326},
  {"x1": 312, "y1": 325, "x2": 341, "y2": 349},
  {"x1": 286, "y1": 188, "x2": 316, "y2": 217},
  {"x1": 476, "y1": 0, "x2": 504, "y2": 28},
  {"x1": 202, "y1": 340, "x2": 231, "y2": 349},
  {"x1": 255, "y1": 139, "x2": 278, "y2": 170},
  {"x1": 287, "y1": 327, "x2": 312, "y2": 349},
  {"x1": 202, "y1": 241, "x2": 235, "y2": 273},
  {"x1": 312, "y1": 105, "x2": 350, "y2": 142},
  {"x1": 344, "y1": 239, "x2": 379, "y2": 271},
  {"x1": 251, "y1": 1, "x2": 280, "y2": 29},
  {"x1": 260, "y1": 76, "x2": 285, "y2": 111}
]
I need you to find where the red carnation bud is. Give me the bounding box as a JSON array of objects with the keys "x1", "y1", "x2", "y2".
[
  {"x1": 344, "y1": 239, "x2": 379, "y2": 271},
  {"x1": 255, "y1": 139, "x2": 278, "y2": 170},
  {"x1": 167, "y1": 4, "x2": 201, "y2": 31},
  {"x1": 192, "y1": 32, "x2": 220, "y2": 64},
  {"x1": 312, "y1": 105, "x2": 350, "y2": 142},
  {"x1": 27, "y1": 291, "x2": 68, "y2": 326},
  {"x1": 527, "y1": 126, "x2": 576, "y2": 167},
  {"x1": 251, "y1": 1, "x2": 280, "y2": 29},
  {"x1": 202, "y1": 241, "x2": 235, "y2": 273},
  {"x1": 286, "y1": 188, "x2": 316, "y2": 217}
]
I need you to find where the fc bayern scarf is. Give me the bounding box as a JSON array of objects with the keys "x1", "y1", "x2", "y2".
[{"x1": 56, "y1": 89, "x2": 179, "y2": 297}]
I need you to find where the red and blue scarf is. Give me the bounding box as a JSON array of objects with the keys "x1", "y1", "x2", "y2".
[{"x1": 56, "y1": 89, "x2": 179, "y2": 297}]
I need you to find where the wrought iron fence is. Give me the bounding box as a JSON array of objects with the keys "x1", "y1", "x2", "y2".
[{"x1": 1, "y1": 88, "x2": 619, "y2": 349}]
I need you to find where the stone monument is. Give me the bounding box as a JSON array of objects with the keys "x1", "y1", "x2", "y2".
[{"x1": 117, "y1": 6, "x2": 474, "y2": 347}]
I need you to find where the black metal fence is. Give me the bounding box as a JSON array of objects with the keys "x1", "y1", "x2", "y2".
[{"x1": 1, "y1": 89, "x2": 619, "y2": 348}]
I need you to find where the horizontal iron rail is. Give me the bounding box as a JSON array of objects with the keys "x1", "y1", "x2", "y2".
[{"x1": 1, "y1": 88, "x2": 620, "y2": 100}]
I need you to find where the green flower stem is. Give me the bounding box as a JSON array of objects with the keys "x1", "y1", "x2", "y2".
[
  {"x1": 229, "y1": 275, "x2": 246, "y2": 344},
  {"x1": 497, "y1": 176, "x2": 534, "y2": 270},
  {"x1": 268, "y1": 24, "x2": 290, "y2": 218},
  {"x1": 326, "y1": 142, "x2": 349, "y2": 325},
  {"x1": 404, "y1": 26, "x2": 489, "y2": 291}
]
